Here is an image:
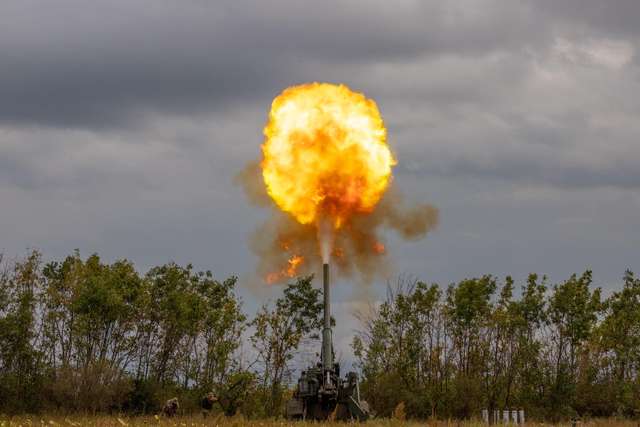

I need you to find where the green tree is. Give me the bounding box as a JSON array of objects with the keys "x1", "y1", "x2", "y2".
[
  {"x1": 511, "y1": 273, "x2": 547, "y2": 415},
  {"x1": 0, "y1": 251, "x2": 45, "y2": 412},
  {"x1": 353, "y1": 278, "x2": 446, "y2": 418},
  {"x1": 446, "y1": 276, "x2": 496, "y2": 418},
  {"x1": 481, "y1": 277, "x2": 516, "y2": 420},
  {"x1": 195, "y1": 274, "x2": 245, "y2": 391},
  {"x1": 144, "y1": 263, "x2": 206, "y2": 385},
  {"x1": 546, "y1": 270, "x2": 601, "y2": 417},
  {"x1": 597, "y1": 270, "x2": 640, "y2": 415},
  {"x1": 41, "y1": 252, "x2": 142, "y2": 412},
  {"x1": 250, "y1": 276, "x2": 323, "y2": 416}
]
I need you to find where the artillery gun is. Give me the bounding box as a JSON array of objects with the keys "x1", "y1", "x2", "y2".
[{"x1": 285, "y1": 263, "x2": 370, "y2": 421}]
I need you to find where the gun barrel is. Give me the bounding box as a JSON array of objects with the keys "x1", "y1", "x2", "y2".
[{"x1": 322, "y1": 263, "x2": 333, "y2": 370}]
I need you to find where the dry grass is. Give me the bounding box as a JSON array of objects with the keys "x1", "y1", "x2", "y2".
[{"x1": 0, "y1": 416, "x2": 637, "y2": 427}]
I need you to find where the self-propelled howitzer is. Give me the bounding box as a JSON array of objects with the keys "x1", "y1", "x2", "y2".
[{"x1": 285, "y1": 263, "x2": 370, "y2": 421}]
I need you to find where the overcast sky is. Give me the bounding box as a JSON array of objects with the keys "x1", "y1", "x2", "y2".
[{"x1": 2, "y1": 0, "x2": 639, "y2": 363}]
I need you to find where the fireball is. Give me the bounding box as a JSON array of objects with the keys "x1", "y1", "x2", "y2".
[{"x1": 261, "y1": 83, "x2": 395, "y2": 230}]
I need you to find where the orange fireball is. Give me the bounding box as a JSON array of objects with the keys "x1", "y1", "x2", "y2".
[
  {"x1": 261, "y1": 83, "x2": 395, "y2": 229},
  {"x1": 266, "y1": 255, "x2": 305, "y2": 284}
]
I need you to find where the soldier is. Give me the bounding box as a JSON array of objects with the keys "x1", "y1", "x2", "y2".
[
  {"x1": 163, "y1": 397, "x2": 179, "y2": 417},
  {"x1": 201, "y1": 392, "x2": 218, "y2": 418}
]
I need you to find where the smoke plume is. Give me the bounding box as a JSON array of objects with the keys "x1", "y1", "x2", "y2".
[{"x1": 237, "y1": 161, "x2": 438, "y2": 284}]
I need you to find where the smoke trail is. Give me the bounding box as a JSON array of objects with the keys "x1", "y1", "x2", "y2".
[{"x1": 318, "y1": 218, "x2": 333, "y2": 264}]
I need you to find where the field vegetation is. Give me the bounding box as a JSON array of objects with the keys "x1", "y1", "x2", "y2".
[
  {"x1": 0, "y1": 250, "x2": 639, "y2": 421},
  {"x1": 1, "y1": 416, "x2": 639, "y2": 427}
]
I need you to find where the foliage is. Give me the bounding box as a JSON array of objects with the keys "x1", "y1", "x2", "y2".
[
  {"x1": 0, "y1": 250, "x2": 246, "y2": 414},
  {"x1": 0, "y1": 249, "x2": 639, "y2": 421},
  {"x1": 353, "y1": 271, "x2": 638, "y2": 420},
  {"x1": 250, "y1": 276, "x2": 324, "y2": 416}
]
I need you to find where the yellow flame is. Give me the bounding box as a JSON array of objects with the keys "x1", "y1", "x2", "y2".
[{"x1": 262, "y1": 82, "x2": 395, "y2": 229}]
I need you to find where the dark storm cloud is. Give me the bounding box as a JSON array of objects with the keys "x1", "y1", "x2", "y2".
[
  {"x1": 0, "y1": 4, "x2": 288, "y2": 128},
  {"x1": 0, "y1": 0, "x2": 548, "y2": 128}
]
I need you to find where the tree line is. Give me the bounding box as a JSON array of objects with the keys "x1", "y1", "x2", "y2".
[
  {"x1": 0, "y1": 250, "x2": 321, "y2": 416},
  {"x1": 0, "y1": 250, "x2": 638, "y2": 420},
  {"x1": 353, "y1": 272, "x2": 640, "y2": 420}
]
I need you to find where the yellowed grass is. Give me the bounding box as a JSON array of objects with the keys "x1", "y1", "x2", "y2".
[{"x1": 0, "y1": 416, "x2": 636, "y2": 427}]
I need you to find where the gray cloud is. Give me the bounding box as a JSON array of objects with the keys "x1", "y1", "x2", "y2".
[
  {"x1": 0, "y1": 0, "x2": 551, "y2": 128},
  {"x1": 535, "y1": 0, "x2": 640, "y2": 37}
]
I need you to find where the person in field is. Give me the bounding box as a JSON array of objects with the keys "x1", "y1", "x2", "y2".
[
  {"x1": 163, "y1": 397, "x2": 179, "y2": 417},
  {"x1": 201, "y1": 392, "x2": 218, "y2": 418}
]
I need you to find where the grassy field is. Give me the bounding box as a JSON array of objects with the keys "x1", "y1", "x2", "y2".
[{"x1": 0, "y1": 416, "x2": 638, "y2": 427}]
